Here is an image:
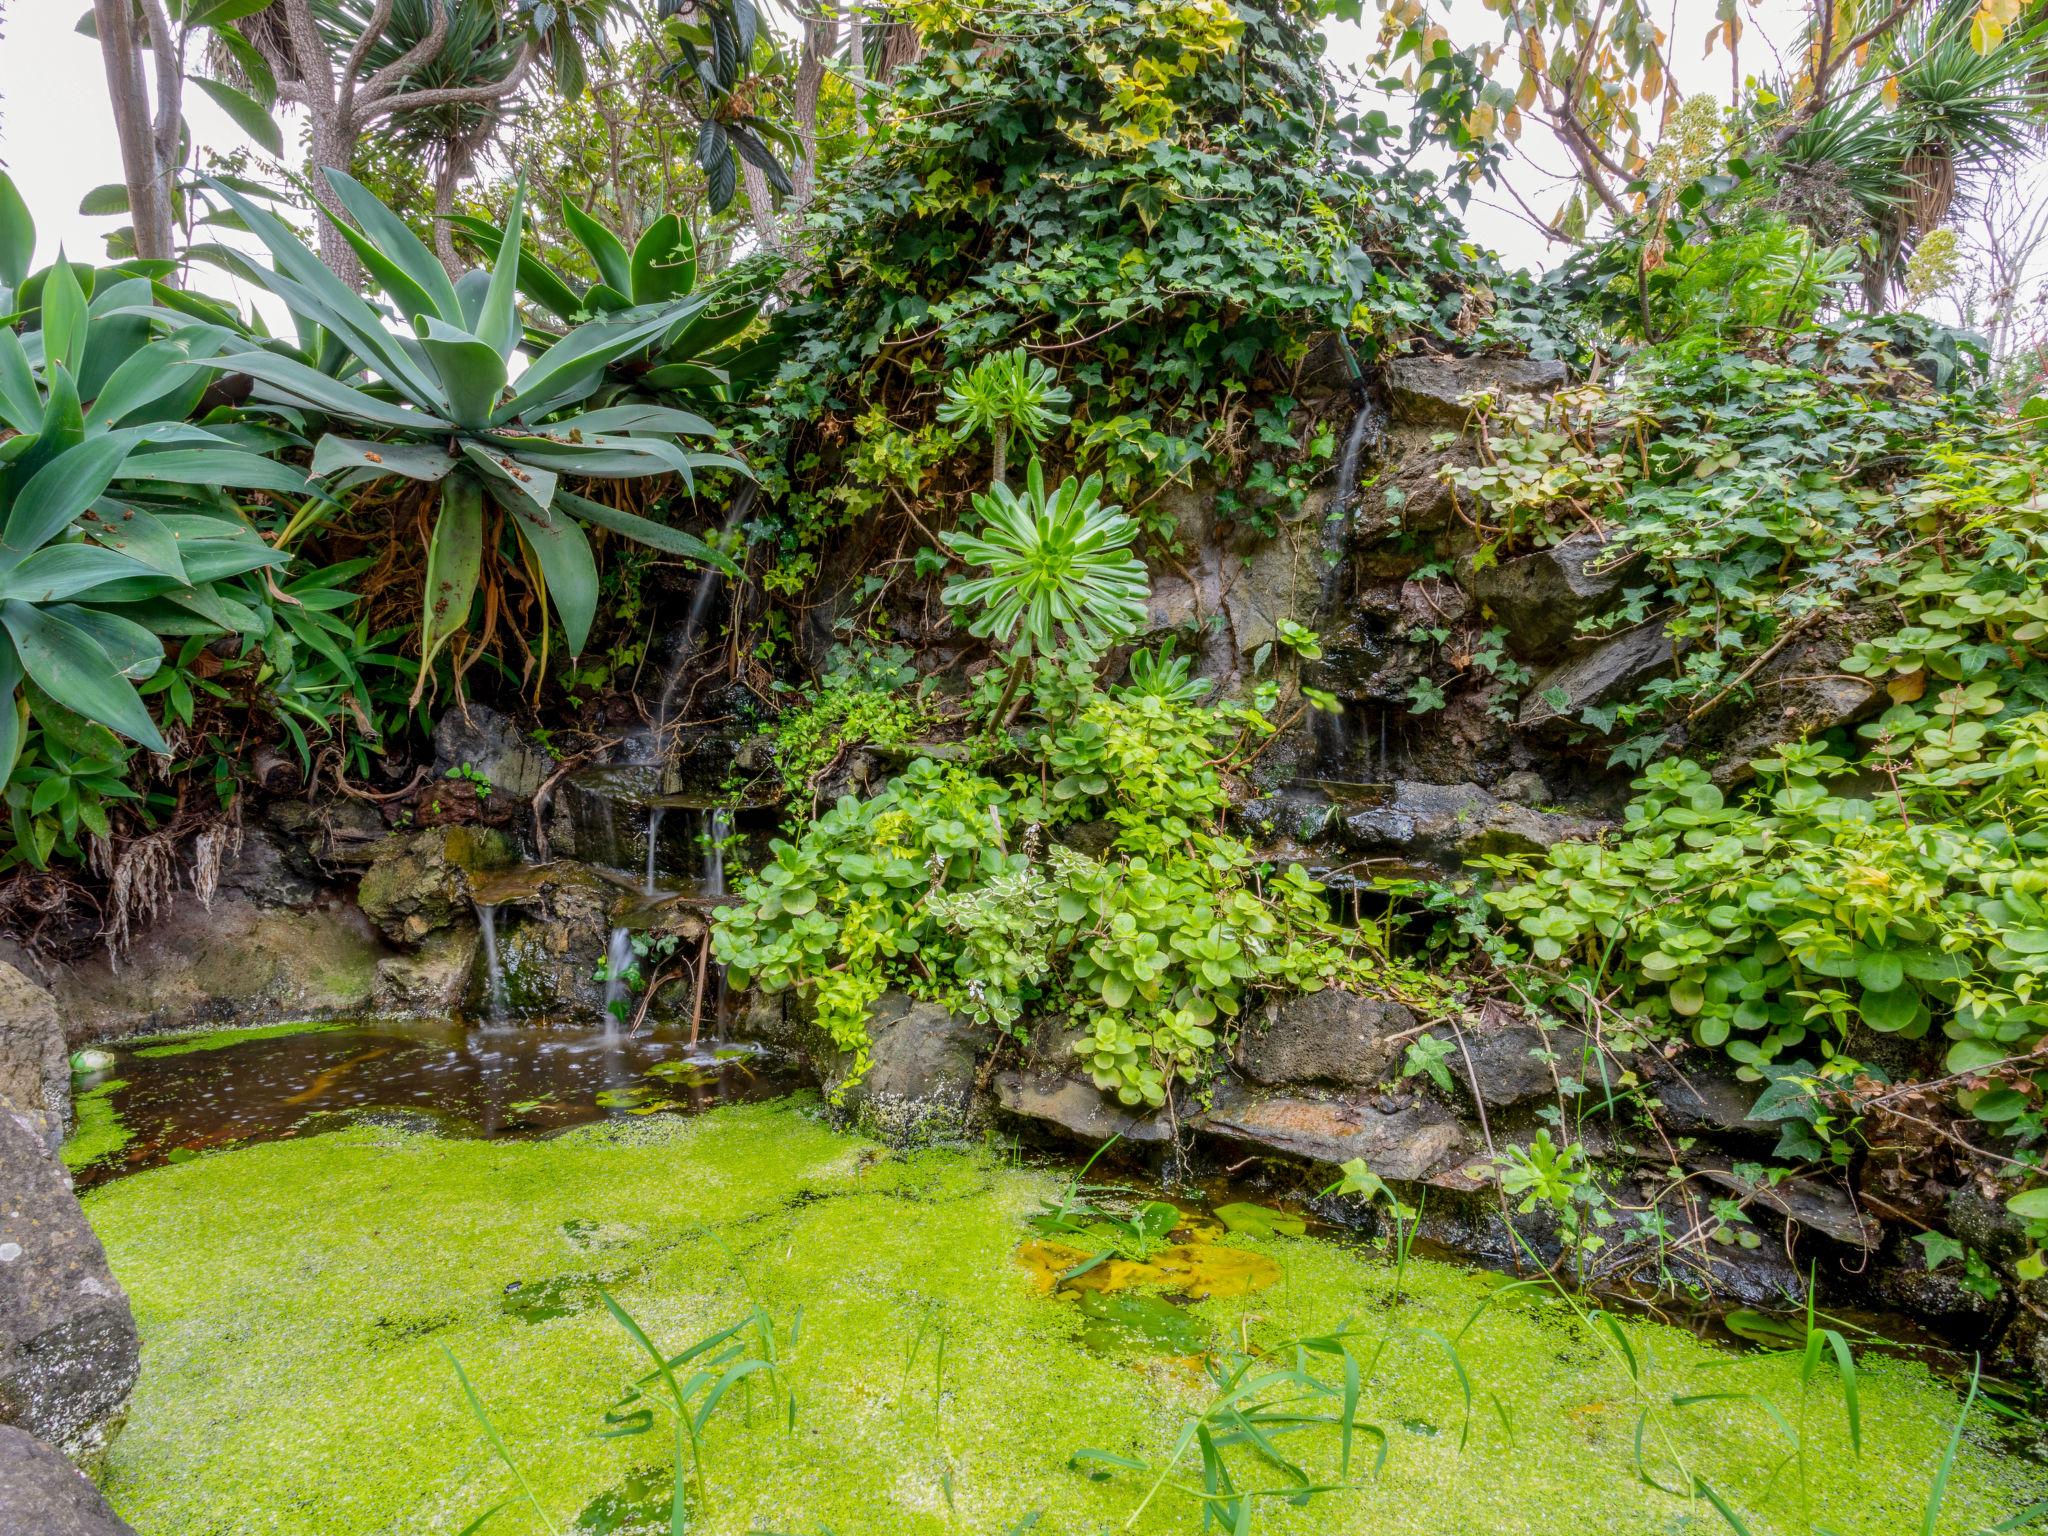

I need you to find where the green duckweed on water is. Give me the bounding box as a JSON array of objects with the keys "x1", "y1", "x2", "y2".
[
  {"x1": 62, "y1": 1078, "x2": 131, "y2": 1172},
  {"x1": 129, "y1": 1019, "x2": 355, "y2": 1059},
  {"x1": 82, "y1": 1098, "x2": 2046, "y2": 1536}
]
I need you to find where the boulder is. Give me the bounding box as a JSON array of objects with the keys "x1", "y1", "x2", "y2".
[
  {"x1": 1335, "y1": 781, "x2": 1603, "y2": 870},
  {"x1": 372, "y1": 925, "x2": 482, "y2": 1015},
  {"x1": 1420, "y1": 1016, "x2": 1605, "y2": 1110},
  {"x1": 1384, "y1": 355, "x2": 1568, "y2": 427},
  {"x1": 1639, "y1": 1053, "x2": 1776, "y2": 1138},
  {"x1": 49, "y1": 898, "x2": 385, "y2": 1044},
  {"x1": 0, "y1": 1426, "x2": 137, "y2": 1535},
  {"x1": 265, "y1": 797, "x2": 391, "y2": 873},
  {"x1": 1460, "y1": 533, "x2": 1637, "y2": 658},
  {"x1": 1194, "y1": 1084, "x2": 1468, "y2": 1182},
  {"x1": 1520, "y1": 622, "x2": 1675, "y2": 727},
  {"x1": 0, "y1": 966, "x2": 68, "y2": 1154},
  {"x1": 992, "y1": 1070, "x2": 1174, "y2": 1145},
  {"x1": 817, "y1": 991, "x2": 994, "y2": 1146},
  {"x1": 1687, "y1": 1152, "x2": 1881, "y2": 1250},
  {"x1": 1690, "y1": 609, "x2": 1888, "y2": 786},
  {"x1": 356, "y1": 826, "x2": 517, "y2": 946},
  {"x1": 1236, "y1": 990, "x2": 1414, "y2": 1088},
  {"x1": 432, "y1": 702, "x2": 557, "y2": 804},
  {"x1": 473, "y1": 862, "x2": 623, "y2": 1019},
  {"x1": 0, "y1": 1110, "x2": 139, "y2": 1462}
]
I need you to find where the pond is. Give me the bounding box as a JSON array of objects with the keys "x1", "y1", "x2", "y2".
[{"x1": 74, "y1": 1021, "x2": 2048, "y2": 1536}]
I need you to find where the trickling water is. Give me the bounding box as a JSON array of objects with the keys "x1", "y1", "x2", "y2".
[
  {"x1": 1312, "y1": 396, "x2": 1386, "y2": 777},
  {"x1": 705, "y1": 807, "x2": 729, "y2": 897},
  {"x1": 641, "y1": 487, "x2": 756, "y2": 764},
  {"x1": 600, "y1": 926, "x2": 635, "y2": 1033},
  {"x1": 476, "y1": 903, "x2": 506, "y2": 1018},
  {"x1": 643, "y1": 806, "x2": 666, "y2": 896}
]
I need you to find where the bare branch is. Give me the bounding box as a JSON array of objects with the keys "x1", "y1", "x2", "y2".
[{"x1": 359, "y1": 39, "x2": 540, "y2": 125}]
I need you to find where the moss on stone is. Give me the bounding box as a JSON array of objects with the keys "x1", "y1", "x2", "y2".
[
  {"x1": 63, "y1": 1079, "x2": 131, "y2": 1171},
  {"x1": 130, "y1": 1020, "x2": 356, "y2": 1059},
  {"x1": 82, "y1": 1101, "x2": 2047, "y2": 1535}
]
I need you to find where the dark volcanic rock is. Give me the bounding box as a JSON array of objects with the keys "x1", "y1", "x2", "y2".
[
  {"x1": 1640, "y1": 1053, "x2": 1775, "y2": 1138},
  {"x1": 0, "y1": 1426, "x2": 137, "y2": 1534},
  {"x1": 0, "y1": 1110, "x2": 139, "y2": 1461},
  {"x1": 1236, "y1": 990, "x2": 1414, "y2": 1088},
  {"x1": 1194, "y1": 1084, "x2": 1468, "y2": 1182},
  {"x1": 1384, "y1": 356, "x2": 1568, "y2": 427},
  {"x1": 820, "y1": 991, "x2": 993, "y2": 1145},
  {"x1": 1520, "y1": 622, "x2": 1675, "y2": 727},
  {"x1": 432, "y1": 702, "x2": 557, "y2": 803},
  {"x1": 1688, "y1": 1153, "x2": 1881, "y2": 1249},
  {"x1": 1335, "y1": 781, "x2": 1603, "y2": 870},
  {"x1": 1424, "y1": 1016, "x2": 1601, "y2": 1110},
  {"x1": 1460, "y1": 533, "x2": 1636, "y2": 658},
  {"x1": 992, "y1": 1070, "x2": 1174, "y2": 1144},
  {"x1": 0, "y1": 966, "x2": 68, "y2": 1153}
]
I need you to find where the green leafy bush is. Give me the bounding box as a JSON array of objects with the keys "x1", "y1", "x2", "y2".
[{"x1": 715, "y1": 685, "x2": 1393, "y2": 1104}]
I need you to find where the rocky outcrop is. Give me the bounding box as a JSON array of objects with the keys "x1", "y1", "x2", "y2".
[
  {"x1": 1194, "y1": 1083, "x2": 1470, "y2": 1183},
  {"x1": 0, "y1": 967, "x2": 68, "y2": 1154},
  {"x1": 1235, "y1": 990, "x2": 1413, "y2": 1087},
  {"x1": 0, "y1": 1427, "x2": 137, "y2": 1535},
  {"x1": 817, "y1": 991, "x2": 993, "y2": 1145},
  {"x1": 50, "y1": 898, "x2": 385, "y2": 1044},
  {"x1": 356, "y1": 826, "x2": 517, "y2": 946},
  {"x1": 471, "y1": 862, "x2": 623, "y2": 1018},
  {"x1": 1334, "y1": 780, "x2": 1604, "y2": 870},
  {"x1": 432, "y1": 702, "x2": 557, "y2": 804},
  {"x1": 993, "y1": 1070, "x2": 1174, "y2": 1145},
  {"x1": 1459, "y1": 532, "x2": 1636, "y2": 658},
  {"x1": 1384, "y1": 355, "x2": 1568, "y2": 427},
  {"x1": 0, "y1": 1110, "x2": 138, "y2": 1463},
  {"x1": 1519, "y1": 622, "x2": 1675, "y2": 727},
  {"x1": 373, "y1": 926, "x2": 482, "y2": 1016}
]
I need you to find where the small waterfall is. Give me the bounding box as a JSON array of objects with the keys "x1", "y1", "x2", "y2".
[
  {"x1": 704, "y1": 807, "x2": 729, "y2": 897},
  {"x1": 600, "y1": 926, "x2": 635, "y2": 1033},
  {"x1": 1312, "y1": 394, "x2": 1385, "y2": 778},
  {"x1": 476, "y1": 903, "x2": 506, "y2": 1018},
  {"x1": 643, "y1": 806, "x2": 666, "y2": 896},
  {"x1": 641, "y1": 487, "x2": 756, "y2": 765}
]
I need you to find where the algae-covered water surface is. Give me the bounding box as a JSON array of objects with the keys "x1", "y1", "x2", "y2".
[{"x1": 74, "y1": 1026, "x2": 2048, "y2": 1536}]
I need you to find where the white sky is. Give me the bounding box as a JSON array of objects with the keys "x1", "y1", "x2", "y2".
[{"x1": 0, "y1": 0, "x2": 2024, "y2": 320}]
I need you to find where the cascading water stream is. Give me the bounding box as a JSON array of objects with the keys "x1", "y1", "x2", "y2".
[
  {"x1": 1312, "y1": 390, "x2": 1385, "y2": 778},
  {"x1": 704, "y1": 807, "x2": 729, "y2": 897},
  {"x1": 600, "y1": 925, "x2": 635, "y2": 1039},
  {"x1": 476, "y1": 902, "x2": 506, "y2": 1019}
]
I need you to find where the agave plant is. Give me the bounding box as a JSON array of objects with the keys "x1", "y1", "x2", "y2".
[
  {"x1": 936, "y1": 348, "x2": 1072, "y2": 489},
  {"x1": 0, "y1": 181, "x2": 300, "y2": 781},
  {"x1": 202, "y1": 171, "x2": 742, "y2": 700},
  {"x1": 447, "y1": 198, "x2": 776, "y2": 403}
]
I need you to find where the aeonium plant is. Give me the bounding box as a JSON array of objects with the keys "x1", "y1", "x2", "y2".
[
  {"x1": 940, "y1": 458, "x2": 1149, "y2": 729},
  {"x1": 201, "y1": 172, "x2": 741, "y2": 702}
]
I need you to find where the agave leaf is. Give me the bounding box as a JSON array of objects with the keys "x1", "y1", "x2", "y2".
[
  {"x1": 416, "y1": 316, "x2": 509, "y2": 429},
  {"x1": 0, "y1": 544, "x2": 160, "y2": 603},
  {"x1": 0, "y1": 329, "x2": 39, "y2": 433},
  {"x1": 0, "y1": 640, "x2": 21, "y2": 782},
  {"x1": 420, "y1": 475, "x2": 484, "y2": 677},
  {"x1": 207, "y1": 349, "x2": 451, "y2": 432},
  {"x1": 0, "y1": 598, "x2": 164, "y2": 751},
  {"x1": 559, "y1": 490, "x2": 737, "y2": 575},
  {"x1": 560, "y1": 198, "x2": 634, "y2": 295},
  {"x1": 460, "y1": 439, "x2": 557, "y2": 515},
  {"x1": 1, "y1": 435, "x2": 133, "y2": 567},
  {"x1": 477, "y1": 183, "x2": 527, "y2": 363},
  {"x1": 40, "y1": 258, "x2": 90, "y2": 380},
  {"x1": 118, "y1": 446, "x2": 310, "y2": 495},
  {"x1": 323, "y1": 169, "x2": 463, "y2": 326},
  {"x1": 310, "y1": 436, "x2": 459, "y2": 483},
  {"x1": 502, "y1": 491, "x2": 598, "y2": 655},
  {"x1": 495, "y1": 305, "x2": 692, "y2": 423},
  {"x1": 88, "y1": 504, "x2": 188, "y2": 581},
  {"x1": 630, "y1": 214, "x2": 696, "y2": 303},
  {"x1": 0, "y1": 171, "x2": 31, "y2": 290},
  {"x1": 444, "y1": 214, "x2": 585, "y2": 326}
]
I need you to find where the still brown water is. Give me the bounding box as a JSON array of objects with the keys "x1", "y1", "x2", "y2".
[{"x1": 69, "y1": 1017, "x2": 803, "y2": 1192}]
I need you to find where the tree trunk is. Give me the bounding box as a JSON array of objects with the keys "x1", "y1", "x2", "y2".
[
  {"x1": 739, "y1": 156, "x2": 780, "y2": 253},
  {"x1": 94, "y1": 0, "x2": 175, "y2": 264},
  {"x1": 432, "y1": 150, "x2": 463, "y2": 278},
  {"x1": 308, "y1": 115, "x2": 364, "y2": 289}
]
